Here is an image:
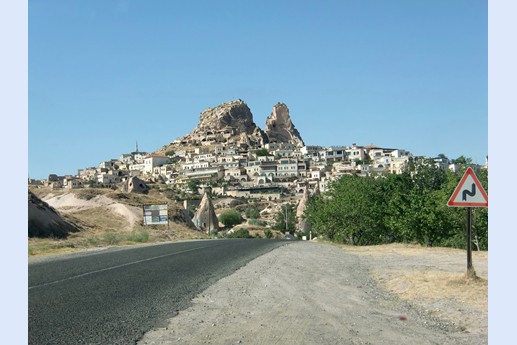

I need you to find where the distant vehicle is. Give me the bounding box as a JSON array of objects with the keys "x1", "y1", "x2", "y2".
[{"x1": 284, "y1": 234, "x2": 293, "y2": 240}]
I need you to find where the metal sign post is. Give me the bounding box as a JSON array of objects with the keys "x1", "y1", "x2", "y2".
[
  {"x1": 466, "y1": 207, "x2": 472, "y2": 272},
  {"x1": 447, "y1": 168, "x2": 488, "y2": 278}
]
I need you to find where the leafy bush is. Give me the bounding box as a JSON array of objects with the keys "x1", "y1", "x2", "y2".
[
  {"x1": 218, "y1": 209, "x2": 244, "y2": 228},
  {"x1": 264, "y1": 229, "x2": 273, "y2": 239}
]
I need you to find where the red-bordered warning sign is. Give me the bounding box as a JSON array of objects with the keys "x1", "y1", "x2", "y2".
[{"x1": 447, "y1": 167, "x2": 488, "y2": 207}]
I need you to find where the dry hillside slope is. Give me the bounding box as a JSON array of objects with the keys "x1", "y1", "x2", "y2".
[{"x1": 28, "y1": 187, "x2": 208, "y2": 256}]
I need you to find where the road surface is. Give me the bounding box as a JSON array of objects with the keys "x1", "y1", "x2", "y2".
[{"x1": 29, "y1": 239, "x2": 286, "y2": 345}]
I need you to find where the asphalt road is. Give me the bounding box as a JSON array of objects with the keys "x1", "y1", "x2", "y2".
[{"x1": 28, "y1": 239, "x2": 287, "y2": 345}]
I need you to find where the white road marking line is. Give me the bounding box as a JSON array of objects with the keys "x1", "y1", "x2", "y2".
[{"x1": 29, "y1": 244, "x2": 220, "y2": 290}]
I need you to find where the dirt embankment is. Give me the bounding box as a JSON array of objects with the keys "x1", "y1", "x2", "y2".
[
  {"x1": 138, "y1": 242, "x2": 487, "y2": 345},
  {"x1": 28, "y1": 187, "x2": 208, "y2": 256}
]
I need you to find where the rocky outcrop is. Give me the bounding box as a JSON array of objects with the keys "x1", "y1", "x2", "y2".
[
  {"x1": 155, "y1": 99, "x2": 306, "y2": 155},
  {"x1": 192, "y1": 193, "x2": 219, "y2": 234},
  {"x1": 169, "y1": 207, "x2": 197, "y2": 230},
  {"x1": 173, "y1": 99, "x2": 268, "y2": 148},
  {"x1": 120, "y1": 176, "x2": 149, "y2": 194},
  {"x1": 28, "y1": 190, "x2": 80, "y2": 238},
  {"x1": 264, "y1": 103, "x2": 304, "y2": 147},
  {"x1": 296, "y1": 186, "x2": 311, "y2": 233}
]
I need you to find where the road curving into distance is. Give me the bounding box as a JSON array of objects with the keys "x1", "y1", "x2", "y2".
[{"x1": 28, "y1": 239, "x2": 288, "y2": 345}]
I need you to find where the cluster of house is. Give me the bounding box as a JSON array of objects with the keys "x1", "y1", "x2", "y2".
[{"x1": 29, "y1": 142, "x2": 487, "y2": 200}]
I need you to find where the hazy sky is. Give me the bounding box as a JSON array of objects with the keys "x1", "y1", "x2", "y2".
[{"x1": 28, "y1": 0, "x2": 487, "y2": 179}]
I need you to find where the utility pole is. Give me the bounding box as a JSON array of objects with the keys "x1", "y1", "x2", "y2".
[
  {"x1": 285, "y1": 203, "x2": 288, "y2": 234},
  {"x1": 207, "y1": 194, "x2": 211, "y2": 237}
]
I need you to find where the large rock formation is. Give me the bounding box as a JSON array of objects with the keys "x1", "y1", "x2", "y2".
[
  {"x1": 192, "y1": 193, "x2": 219, "y2": 234},
  {"x1": 120, "y1": 176, "x2": 149, "y2": 194},
  {"x1": 28, "y1": 190, "x2": 80, "y2": 238},
  {"x1": 172, "y1": 99, "x2": 268, "y2": 148},
  {"x1": 296, "y1": 186, "x2": 311, "y2": 233},
  {"x1": 155, "y1": 99, "x2": 306, "y2": 155},
  {"x1": 264, "y1": 103, "x2": 304, "y2": 147}
]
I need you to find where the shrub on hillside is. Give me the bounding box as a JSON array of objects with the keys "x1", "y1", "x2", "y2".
[
  {"x1": 218, "y1": 209, "x2": 244, "y2": 228},
  {"x1": 245, "y1": 207, "x2": 260, "y2": 219}
]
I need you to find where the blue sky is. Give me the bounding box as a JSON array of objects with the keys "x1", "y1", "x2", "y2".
[{"x1": 28, "y1": 0, "x2": 487, "y2": 179}]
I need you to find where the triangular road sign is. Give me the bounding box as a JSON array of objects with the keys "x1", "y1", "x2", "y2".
[{"x1": 447, "y1": 167, "x2": 488, "y2": 207}]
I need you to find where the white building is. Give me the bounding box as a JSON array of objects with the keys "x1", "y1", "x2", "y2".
[
  {"x1": 143, "y1": 154, "x2": 170, "y2": 174},
  {"x1": 345, "y1": 145, "x2": 367, "y2": 162},
  {"x1": 96, "y1": 173, "x2": 120, "y2": 186},
  {"x1": 276, "y1": 159, "x2": 299, "y2": 177}
]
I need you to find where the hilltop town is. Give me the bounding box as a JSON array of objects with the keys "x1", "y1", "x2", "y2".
[{"x1": 29, "y1": 99, "x2": 487, "y2": 236}]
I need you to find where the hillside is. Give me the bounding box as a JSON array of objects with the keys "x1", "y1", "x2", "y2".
[
  {"x1": 28, "y1": 190, "x2": 80, "y2": 238},
  {"x1": 28, "y1": 186, "x2": 209, "y2": 256}
]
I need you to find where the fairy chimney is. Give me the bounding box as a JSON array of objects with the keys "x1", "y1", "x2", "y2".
[
  {"x1": 296, "y1": 186, "x2": 311, "y2": 233},
  {"x1": 192, "y1": 193, "x2": 219, "y2": 234}
]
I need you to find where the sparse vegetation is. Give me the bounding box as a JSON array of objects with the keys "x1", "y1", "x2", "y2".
[
  {"x1": 225, "y1": 228, "x2": 252, "y2": 238},
  {"x1": 244, "y1": 207, "x2": 260, "y2": 219},
  {"x1": 248, "y1": 219, "x2": 267, "y2": 227},
  {"x1": 27, "y1": 187, "x2": 211, "y2": 256}
]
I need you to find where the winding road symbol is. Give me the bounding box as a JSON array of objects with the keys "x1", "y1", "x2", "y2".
[
  {"x1": 462, "y1": 183, "x2": 476, "y2": 201},
  {"x1": 447, "y1": 167, "x2": 488, "y2": 207}
]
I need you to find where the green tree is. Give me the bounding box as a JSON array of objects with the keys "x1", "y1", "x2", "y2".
[
  {"x1": 273, "y1": 204, "x2": 296, "y2": 234},
  {"x1": 303, "y1": 160, "x2": 488, "y2": 249},
  {"x1": 187, "y1": 179, "x2": 201, "y2": 194},
  {"x1": 218, "y1": 209, "x2": 244, "y2": 228},
  {"x1": 404, "y1": 163, "x2": 461, "y2": 247},
  {"x1": 382, "y1": 172, "x2": 413, "y2": 242},
  {"x1": 255, "y1": 148, "x2": 269, "y2": 156},
  {"x1": 454, "y1": 155, "x2": 473, "y2": 165},
  {"x1": 304, "y1": 175, "x2": 385, "y2": 245}
]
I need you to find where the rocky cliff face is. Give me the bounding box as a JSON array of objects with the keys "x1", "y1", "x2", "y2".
[
  {"x1": 28, "y1": 190, "x2": 80, "y2": 238},
  {"x1": 264, "y1": 103, "x2": 304, "y2": 147},
  {"x1": 174, "y1": 99, "x2": 268, "y2": 148},
  {"x1": 156, "y1": 99, "x2": 305, "y2": 154}
]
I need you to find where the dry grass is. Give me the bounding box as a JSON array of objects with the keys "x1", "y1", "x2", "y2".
[
  {"x1": 335, "y1": 242, "x2": 488, "y2": 333},
  {"x1": 372, "y1": 268, "x2": 488, "y2": 310},
  {"x1": 28, "y1": 187, "x2": 209, "y2": 257},
  {"x1": 28, "y1": 221, "x2": 209, "y2": 257}
]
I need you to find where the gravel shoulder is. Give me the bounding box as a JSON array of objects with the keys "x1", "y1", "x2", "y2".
[{"x1": 138, "y1": 241, "x2": 487, "y2": 345}]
